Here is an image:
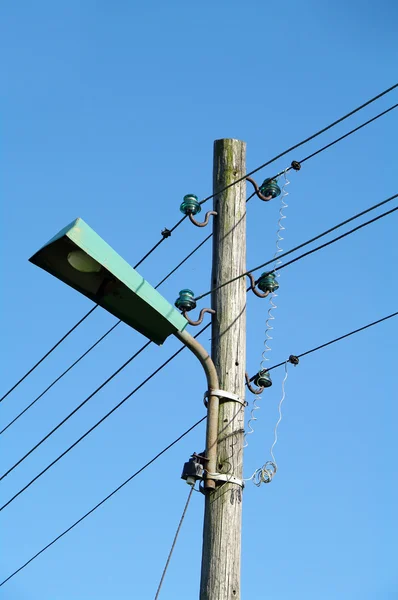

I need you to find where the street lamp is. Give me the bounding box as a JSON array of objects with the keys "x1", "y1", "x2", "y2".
[
  {"x1": 29, "y1": 217, "x2": 188, "y2": 345},
  {"x1": 29, "y1": 217, "x2": 219, "y2": 486}
]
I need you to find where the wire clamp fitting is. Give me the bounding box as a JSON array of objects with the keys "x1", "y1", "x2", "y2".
[
  {"x1": 291, "y1": 160, "x2": 301, "y2": 171},
  {"x1": 180, "y1": 194, "x2": 217, "y2": 228},
  {"x1": 161, "y1": 228, "x2": 172, "y2": 238},
  {"x1": 288, "y1": 354, "x2": 299, "y2": 366},
  {"x1": 203, "y1": 389, "x2": 247, "y2": 408}
]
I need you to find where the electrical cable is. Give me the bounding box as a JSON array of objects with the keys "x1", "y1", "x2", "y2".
[
  {"x1": 153, "y1": 485, "x2": 194, "y2": 600},
  {"x1": 198, "y1": 83, "x2": 398, "y2": 205},
  {"x1": 299, "y1": 103, "x2": 397, "y2": 166},
  {"x1": 1, "y1": 234, "x2": 214, "y2": 435},
  {"x1": 0, "y1": 341, "x2": 152, "y2": 481},
  {"x1": 249, "y1": 310, "x2": 398, "y2": 380},
  {"x1": 263, "y1": 103, "x2": 398, "y2": 184},
  {"x1": 3, "y1": 84, "x2": 395, "y2": 403},
  {"x1": 0, "y1": 417, "x2": 206, "y2": 588},
  {"x1": 0, "y1": 323, "x2": 211, "y2": 512},
  {"x1": 194, "y1": 195, "x2": 398, "y2": 301},
  {"x1": 1, "y1": 310, "x2": 396, "y2": 586},
  {"x1": 0, "y1": 305, "x2": 98, "y2": 403},
  {"x1": 6, "y1": 189, "x2": 396, "y2": 435},
  {"x1": 0, "y1": 322, "x2": 120, "y2": 435}
]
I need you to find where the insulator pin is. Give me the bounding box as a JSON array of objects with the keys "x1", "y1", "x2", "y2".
[
  {"x1": 253, "y1": 369, "x2": 273, "y2": 388},
  {"x1": 180, "y1": 194, "x2": 201, "y2": 216},
  {"x1": 175, "y1": 289, "x2": 197, "y2": 312},
  {"x1": 257, "y1": 272, "x2": 279, "y2": 293},
  {"x1": 259, "y1": 178, "x2": 281, "y2": 199}
]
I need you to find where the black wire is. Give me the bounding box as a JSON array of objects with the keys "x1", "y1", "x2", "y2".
[
  {"x1": 2, "y1": 309, "x2": 397, "y2": 587},
  {"x1": 0, "y1": 341, "x2": 152, "y2": 482},
  {"x1": 153, "y1": 485, "x2": 194, "y2": 600},
  {"x1": 0, "y1": 322, "x2": 121, "y2": 435},
  {"x1": 133, "y1": 215, "x2": 188, "y2": 269},
  {"x1": 0, "y1": 305, "x2": 98, "y2": 403},
  {"x1": 7, "y1": 186, "x2": 395, "y2": 434},
  {"x1": 266, "y1": 103, "x2": 398, "y2": 182},
  {"x1": 194, "y1": 195, "x2": 398, "y2": 301},
  {"x1": 198, "y1": 83, "x2": 398, "y2": 205},
  {"x1": 0, "y1": 323, "x2": 211, "y2": 512},
  {"x1": 156, "y1": 233, "x2": 213, "y2": 288},
  {"x1": 249, "y1": 311, "x2": 398, "y2": 380},
  {"x1": 0, "y1": 416, "x2": 206, "y2": 588},
  {"x1": 267, "y1": 205, "x2": 398, "y2": 276},
  {"x1": 300, "y1": 103, "x2": 398, "y2": 166},
  {"x1": 3, "y1": 85, "x2": 396, "y2": 405},
  {"x1": 1, "y1": 231, "x2": 215, "y2": 435}
]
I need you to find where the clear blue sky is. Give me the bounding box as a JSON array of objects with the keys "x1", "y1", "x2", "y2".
[{"x1": 1, "y1": 1, "x2": 397, "y2": 598}]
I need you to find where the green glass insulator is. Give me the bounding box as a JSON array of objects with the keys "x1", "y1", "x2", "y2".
[
  {"x1": 175, "y1": 289, "x2": 197, "y2": 312},
  {"x1": 257, "y1": 272, "x2": 279, "y2": 293},
  {"x1": 254, "y1": 369, "x2": 272, "y2": 388},
  {"x1": 259, "y1": 178, "x2": 281, "y2": 199},
  {"x1": 180, "y1": 194, "x2": 202, "y2": 216}
]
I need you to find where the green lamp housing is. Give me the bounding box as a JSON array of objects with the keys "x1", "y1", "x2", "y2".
[{"x1": 29, "y1": 218, "x2": 188, "y2": 345}]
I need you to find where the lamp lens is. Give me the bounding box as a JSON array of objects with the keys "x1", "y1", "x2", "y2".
[{"x1": 67, "y1": 250, "x2": 102, "y2": 273}]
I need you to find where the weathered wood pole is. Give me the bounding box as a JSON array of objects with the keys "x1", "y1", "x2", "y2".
[{"x1": 200, "y1": 139, "x2": 247, "y2": 600}]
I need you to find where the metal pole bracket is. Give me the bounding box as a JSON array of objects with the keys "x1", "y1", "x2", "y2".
[
  {"x1": 206, "y1": 472, "x2": 245, "y2": 488},
  {"x1": 203, "y1": 389, "x2": 247, "y2": 408}
]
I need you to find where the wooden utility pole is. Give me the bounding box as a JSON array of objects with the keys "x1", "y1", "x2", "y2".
[{"x1": 200, "y1": 139, "x2": 247, "y2": 600}]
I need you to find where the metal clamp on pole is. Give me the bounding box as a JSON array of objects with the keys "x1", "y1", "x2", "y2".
[
  {"x1": 206, "y1": 472, "x2": 245, "y2": 488},
  {"x1": 203, "y1": 389, "x2": 247, "y2": 408}
]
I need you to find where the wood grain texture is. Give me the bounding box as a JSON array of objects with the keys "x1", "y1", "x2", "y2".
[{"x1": 200, "y1": 139, "x2": 246, "y2": 600}]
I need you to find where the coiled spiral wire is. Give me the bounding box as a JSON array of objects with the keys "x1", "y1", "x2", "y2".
[
  {"x1": 244, "y1": 170, "x2": 290, "y2": 453},
  {"x1": 248, "y1": 361, "x2": 289, "y2": 485}
]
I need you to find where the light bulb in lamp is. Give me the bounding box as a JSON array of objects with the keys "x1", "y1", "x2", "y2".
[{"x1": 67, "y1": 250, "x2": 102, "y2": 273}]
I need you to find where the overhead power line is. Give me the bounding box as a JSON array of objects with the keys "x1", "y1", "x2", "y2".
[
  {"x1": 6, "y1": 106, "x2": 395, "y2": 432},
  {"x1": 265, "y1": 103, "x2": 398, "y2": 183},
  {"x1": 1, "y1": 233, "x2": 213, "y2": 435},
  {"x1": 194, "y1": 196, "x2": 398, "y2": 302},
  {"x1": 0, "y1": 342, "x2": 152, "y2": 481},
  {"x1": 0, "y1": 322, "x2": 120, "y2": 435},
  {"x1": 250, "y1": 310, "x2": 398, "y2": 379},
  {"x1": 3, "y1": 84, "x2": 396, "y2": 403},
  {"x1": 2, "y1": 309, "x2": 397, "y2": 588},
  {"x1": 0, "y1": 323, "x2": 211, "y2": 512},
  {"x1": 9, "y1": 185, "x2": 392, "y2": 471},
  {"x1": 0, "y1": 306, "x2": 98, "y2": 403},
  {"x1": 4, "y1": 187, "x2": 397, "y2": 437},
  {"x1": 0, "y1": 417, "x2": 206, "y2": 588},
  {"x1": 199, "y1": 83, "x2": 398, "y2": 205}
]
